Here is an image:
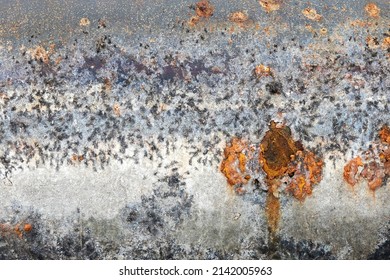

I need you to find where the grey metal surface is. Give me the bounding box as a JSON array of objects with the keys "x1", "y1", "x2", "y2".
[{"x1": 0, "y1": 0, "x2": 389, "y2": 259}]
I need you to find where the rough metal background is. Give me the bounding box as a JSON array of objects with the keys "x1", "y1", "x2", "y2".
[{"x1": 0, "y1": 0, "x2": 389, "y2": 259}]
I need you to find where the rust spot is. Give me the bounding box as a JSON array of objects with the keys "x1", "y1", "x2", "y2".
[
  {"x1": 259, "y1": 121, "x2": 299, "y2": 179},
  {"x1": 113, "y1": 103, "x2": 121, "y2": 116},
  {"x1": 195, "y1": 0, "x2": 214, "y2": 18},
  {"x1": 382, "y1": 37, "x2": 390, "y2": 50},
  {"x1": 31, "y1": 46, "x2": 50, "y2": 64},
  {"x1": 361, "y1": 161, "x2": 385, "y2": 191},
  {"x1": 220, "y1": 138, "x2": 251, "y2": 188},
  {"x1": 229, "y1": 11, "x2": 249, "y2": 27},
  {"x1": 258, "y1": 0, "x2": 281, "y2": 13},
  {"x1": 344, "y1": 125, "x2": 390, "y2": 191},
  {"x1": 344, "y1": 156, "x2": 363, "y2": 186},
  {"x1": 287, "y1": 151, "x2": 323, "y2": 200},
  {"x1": 302, "y1": 8, "x2": 323, "y2": 21},
  {"x1": 1, "y1": 222, "x2": 31, "y2": 238},
  {"x1": 365, "y1": 3, "x2": 381, "y2": 18},
  {"x1": 23, "y1": 224, "x2": 32, "y2": 232},
  {"x1": 79, "y1": 17, "x2": 91, "y2": 26},
  {"x1": 379, "y1": 125, "x2": 390, "y2": 144},
  {"x1": 366, "y1": 36, "x2": 380, "y2": 49},
  {"x1": 71, "y1": 154, "x2": 84, "y2": 162},
  {"x1": 188, "y1": 15, "x2": 201, "y2": 27},
  {"x1": 254, "y1": 64, "x2": 273, "y2": 78}
]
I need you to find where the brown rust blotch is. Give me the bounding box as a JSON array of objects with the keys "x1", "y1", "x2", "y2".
[
  {"x1": 343, "y1": 156, "x2": 363, "y2": 186},
  {"x1": 220, "y1": 138, "x2": 250, "y2": 186},
  {"x1": 195, "y1": 0, "x2": 214, "y2": 18},
  {"x1": 259, "y1": 121, "x2": 299, "y2": 179},
  {"x1": 365, "y1": 3, "x2": 380, "y2": 18},
  {"x1": 258, "y1": 0, "x2": 281, "y2": 13}
]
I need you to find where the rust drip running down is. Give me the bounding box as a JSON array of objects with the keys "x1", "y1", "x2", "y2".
[
  {"x1": 344, "y1": 125, "x2": 390, "y2": 191},
  {"x1": 265, "y1": 190, "x2": 280, "y2": 243}
]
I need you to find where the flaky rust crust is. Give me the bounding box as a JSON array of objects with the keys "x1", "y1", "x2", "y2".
[
  {"x1": 259, "y1": 121, "x2": 299, "y2": 179},
  {"x1": 220, "y1": 138, "x2": 250, "y2": 186}
]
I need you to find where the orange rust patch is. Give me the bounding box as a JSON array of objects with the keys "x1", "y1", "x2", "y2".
[
  {"x1": 23, "y1": 224, "x2": 32, "y2": 232},
  {"x1": 188, "y1": 15, "x2": 201, "y2": 27},
  {"x1": 360, "y1": 161, "x2": 385, "y2": 191},
  {"x1": 365, "y1": 3, "x2": 380, "y2": 18},
  {"x1": 113, "y1": 103, "x2": 121, "y2": 116},
  {"x1": 344, "y1": 156, "x2": 363, "y2": 186},
  {"x1": 287, "y1": 151, "x2": 323, "y2": 200},
  {"x1": 366, "y1": 36, "x2": 380, "y2": 49},
  {"x1": 220, "y1": 138, "x2": 250, "y2": 187},
  {"x1": 1, "y1": 222, "x2": 32, "y2": 238},
  {"x1": 259, "y1": 121, "x2": 323, "y2": 200},
  {"x1": 195, "y1": 0, "x2": 214, "y2": 18},
  {"x1": 31, "y1": 46, "x2": 50, "y2": 64},
  {"x1": 229, "y1": 11, "x2": 249, "y2": 26},
  {"x1": 71, "y1": 154, "x2": 84, "y2": 162},
  {"x1": 379, "y1": 125, "x2": 390, "y2": 144},
  {"x1": 254, "y1": 64, "x2": 273, "y2": 78},
  {"x1": 382, "y1": 37, "x2": 390, "y2": 50},
  {"x1": 79, "y1": 17, "x2": 90, "y2": 26},
  {"x1": 259, "y1": 121, "x2": 299, "y2": 179},
  {"x1": 258, "y1": 0, "x2": 281, "y2": 13},
  {"x1": 344, "y1": 125, "x2": 390, "y2": 191},
  {"x1": 302, "y1": 8, "x2": 322, "y2": 21}
]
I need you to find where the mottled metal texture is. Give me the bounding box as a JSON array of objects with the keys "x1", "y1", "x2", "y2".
[{"x1": 0, "y1": 0, "x2": 389, "y2": 259}]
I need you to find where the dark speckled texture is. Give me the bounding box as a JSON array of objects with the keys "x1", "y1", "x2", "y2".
[{"x1": 0, "y1": 0, "x2": 389, "y2": 259}]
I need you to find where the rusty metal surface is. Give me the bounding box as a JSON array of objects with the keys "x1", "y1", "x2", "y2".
[{"x1": 0, "y1": 1, "x2": 389, "y2": 259}]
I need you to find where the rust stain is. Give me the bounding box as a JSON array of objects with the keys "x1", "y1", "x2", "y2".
[
  {"x1": 229, "y1": 11, "x2": 249, "y2": 28},
  {"x1": 1, "y1": 222, "x2": 33, "y2": 238},
  {"x1": 343, "y1": 156, "x2": 363, "y2": 186},
  {"x1": 382, "y1": 37, "x2": 390, "y2": 50},
  {"x1": 195, "y1": 0, "x2": 214, "y2": 18},
  {"x1": 113, "y1": 103, "x2": 121, "y2": 116},
  {"x1": 286, "y1": 150, "x2": 323, "y2": 200},
  {"x1": 365, "y1": 3, "x2": 381, "y2": 18},
  {"x1": 220, "y1": 138, "x2": 251, "y2": 188},
  {"x1": 265, "y1": 190, "x2": 280, "y2": 241},
  {"x1": 302, "y1": 8, "x2": 323, "y2": 21},
  {"x1": 254, "y1": 64, "x2": 273, "y2": 79},
  {"x1": 259, "y1": 121, "x2": 299, "y2": 179},
  {"x1": 379, "y1": 125, "x2": 390, "y2": 144},
  {"x1": 79, "y1": 17, "x2": 91, "y2": 27},
  {"x1": 343, "y1": 125, "x2": 390, "y2": 191},
  {"x1": 71, "y1": 154, "x2": 84, "y2": 162},
  {"x1": 258, "y1": 0, "x2": 281, "y2": 13},
  {"x1": 188, "y1": 16, "x2": 201, "y2": 27}
]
